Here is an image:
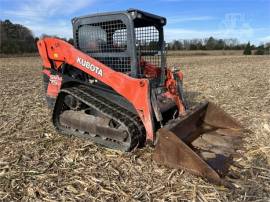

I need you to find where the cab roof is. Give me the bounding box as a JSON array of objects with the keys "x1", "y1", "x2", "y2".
[{"x1": 72, "y1": 8, "x2": 167, "y2": 27}]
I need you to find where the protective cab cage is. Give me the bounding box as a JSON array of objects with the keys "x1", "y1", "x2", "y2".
[{"x1": 72, "y1": 9, "x2": 167, "y2": 78}]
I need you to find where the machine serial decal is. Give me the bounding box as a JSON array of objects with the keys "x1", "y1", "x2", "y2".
[
  {"x1": 77, "y1": 57, "x2": 103, "y2": 77},
  {"x1": 49, "y1": 75, "x2": 62, "y2": 85}
]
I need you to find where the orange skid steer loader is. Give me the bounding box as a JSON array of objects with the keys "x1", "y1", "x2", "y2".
[{"x1": 37, "y1": 9, "x2": 243, "y2": 186}]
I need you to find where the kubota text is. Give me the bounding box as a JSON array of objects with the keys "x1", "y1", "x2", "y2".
[{"x1": 77, "y1": 57, "x2": 103, "y2": 77}]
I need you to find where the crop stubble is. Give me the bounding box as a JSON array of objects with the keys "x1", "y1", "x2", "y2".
[{"x1": 0, "y1": 55, "x2": 269, "y2": 201}]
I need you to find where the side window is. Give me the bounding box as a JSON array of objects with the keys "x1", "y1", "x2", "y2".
[
  {"x1": 77, "y1": 20, "x2": 127, "y2": 53},
  {"x1": 78, "y1": 25, "x2": 107, "y2": 52},
  {"x1": 76, "y1": 19, "x2": 131, "y2": 73},
  {"x1": 135, "y1": 26, "x2": 160, "y2": 50},
  {"x1": 135, "y1": 26, "x2": 161, "y2": 68},
  {"x1": 113, "y1": 28, "x2": 127, "y2": 51}
]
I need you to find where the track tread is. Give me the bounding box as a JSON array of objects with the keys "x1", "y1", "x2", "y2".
[{"x1": 52, "y1": 85, "x2": 145, "y2": 151}]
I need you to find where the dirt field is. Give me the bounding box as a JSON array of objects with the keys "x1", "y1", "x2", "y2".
[
  {"x1": 167, "y1": 50, "x2": 243, "y2": 57},
  {"x1": 0, "y1": 55, "x2": 269, "y2": 201}
]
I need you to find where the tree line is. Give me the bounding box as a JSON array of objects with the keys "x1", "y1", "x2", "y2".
[
  {"x1": 0, "y1": 20, "x2": 74, "y2": 54},
  {"x1": 168, "y1": 37, "x2": 246, "y2": 50},
  {"x1": 0, "y1": 19, "x2": 269, "y2": 55},
  {"x1": 167, "y1": 37, "x2": 270, "y2": 54},
  {"x1": 0, "y1": 20, "x2": 38, "y2": 54}
]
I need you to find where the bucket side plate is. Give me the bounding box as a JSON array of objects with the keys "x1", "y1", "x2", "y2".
[{"x1": 153, "y1": 101, "x2": 244, "y2": 185}]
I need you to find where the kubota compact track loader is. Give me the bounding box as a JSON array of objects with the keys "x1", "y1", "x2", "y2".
[{"x1": 38, "y1": 9, "x2": 243, "y2": 186}]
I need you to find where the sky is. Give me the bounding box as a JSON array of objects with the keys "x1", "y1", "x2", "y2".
[{"x1": 1, "y1": 0, "x2": 270, "y2": 44}]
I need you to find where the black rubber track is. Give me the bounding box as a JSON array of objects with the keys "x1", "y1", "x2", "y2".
[{"x1": 52, "y1": 85, "x2": 146, "y2": 151}]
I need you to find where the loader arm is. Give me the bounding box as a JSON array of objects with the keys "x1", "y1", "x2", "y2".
[{"x1": 38, "y1": 37, "x2": 155, "y2": 140}]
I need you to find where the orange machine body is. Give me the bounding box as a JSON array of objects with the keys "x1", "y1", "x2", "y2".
[{"x1": 38, "y1": 37, "x2": 185, "y2": 142}]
